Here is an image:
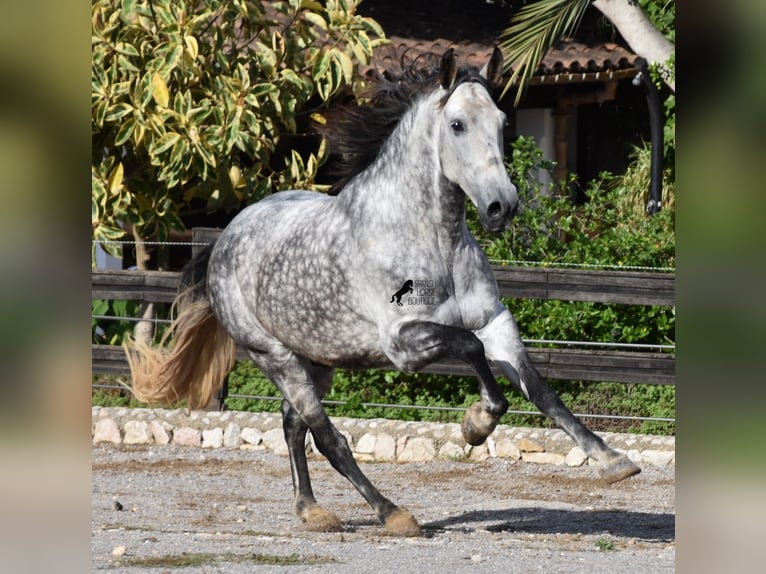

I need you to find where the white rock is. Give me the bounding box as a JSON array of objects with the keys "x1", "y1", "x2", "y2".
[
  {"x1": 627, "y1": 449, "x2": 642, "y2": 463},
  {"x1": 241, "y1": 428, "x2": 263, "y2": 446},
  {"x1": 438, "y1": 441, "x2": 465, "y2": 460},
  {"x1": 111, "y1": 545, "x2": 127, "y2": 556},
  {"x1": 397, "y1": 437, "x2": 436, "y2": 462},
  {"x1": 223, "y1": 423, "x2": 242, "y2": 448},
  {"x1": 93, "y1": 418, "x2": 121, "y2": 445},
  {"x1": 486, "y1": 436, "x2": 497, "y2": 457},
  {"x1": 642, "y1": 449, "x2": 674, "y2": 467},
  {"x1": 373, "y1": 432, "x2": 396, "y2": 461},
  {"x1": 494, "y1": 438, "x2": 521, "y2": 460},
  {"x1": 173, "y1": 427, "x2": 201, "y2": 447},
  {"x1": 149, "y1": 421, "x2": 170, "y2": 445},
  {"x1": 566, "y1": 446, "x2": 588, "y2": 467},
  {"x1": 262, "y1": 428, "x2": 288, "y2": 456},
  {"x1": 468, "y1": 444, "x2": 490, "y2": 461},
  {"x1": 516, "y1": 438, "x2": 544, "y2": 453},
  {"x1": 355, "y1": 432, "x2": 377, "y2": 454},
  {"x1": 123, "y1": 420, "x2": 152, "y2": 444},
  {"x1": 202, "y1": 428, "x2": 223, "y2": 448}
]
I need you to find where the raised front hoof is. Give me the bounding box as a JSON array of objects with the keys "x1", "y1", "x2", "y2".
[
  {"x1": 300, "y1": 506, "x2": 344, "y2": 532},
  {"x1": 600, "y1": 455, "x2": 641, "y2": 485},
  {"x1": 384, "y1": 509, "x2": 421, "y2": 537},
  {"x1": 461, "y1": 402, "x2": 499, "y2": 446}
]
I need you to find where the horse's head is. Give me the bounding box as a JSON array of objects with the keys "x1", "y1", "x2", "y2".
[{"x1": 436, "y1": 48, "x2": 518, "y2": 233}]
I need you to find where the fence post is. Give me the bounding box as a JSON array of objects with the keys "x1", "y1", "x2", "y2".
[{"x1": 191, "y1": 227, "x2": 228, "y2": 412}]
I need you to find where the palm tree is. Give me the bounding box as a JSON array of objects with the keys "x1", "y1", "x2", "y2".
[{"x1": 499, "y1": 0, "x2": 675, "y2": 104}]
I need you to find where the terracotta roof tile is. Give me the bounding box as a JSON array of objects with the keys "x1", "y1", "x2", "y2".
[
  {"x1": 359, "y1": 0, "x2": 639, "y2": 84},
  {"x1": 370, "y1": 36, "x2": 638, "y2": 85}
]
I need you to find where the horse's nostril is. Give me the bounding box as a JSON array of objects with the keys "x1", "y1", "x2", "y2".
[{"x1": 487, "y1": 201, "x2": 504, "y2": 219}]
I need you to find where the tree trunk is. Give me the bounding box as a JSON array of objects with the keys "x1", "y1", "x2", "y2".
[
  {"x1": 132, "y1": 224, "x2": 155, "y2": 346},
  {"x1": 592, "y1": 0, "x2": 675, "y2": 92}
]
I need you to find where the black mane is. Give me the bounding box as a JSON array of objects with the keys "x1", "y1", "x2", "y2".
[{"x1": 316, "y1": 52, "x2": 491, "y2": 195}]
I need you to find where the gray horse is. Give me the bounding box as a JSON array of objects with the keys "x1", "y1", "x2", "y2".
[{"x1": 128, "y1": 48, "x2": 640, "y2": 537}]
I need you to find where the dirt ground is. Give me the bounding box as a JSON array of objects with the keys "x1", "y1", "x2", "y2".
[{"x1": 92, "y1": 444, "x2": 675, "y2": 573}]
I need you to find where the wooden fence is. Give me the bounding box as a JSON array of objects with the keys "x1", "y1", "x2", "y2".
[{"x1": 92, "y1": 264, "x2": 675, "y2": 386}]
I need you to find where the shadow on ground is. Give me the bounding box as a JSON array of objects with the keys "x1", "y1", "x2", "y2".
[{"x1": 424, "y1": 508, "x2": 674, "y2": 541}]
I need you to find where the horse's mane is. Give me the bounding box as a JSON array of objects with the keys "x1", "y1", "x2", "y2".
[{"x1": 316, "y1": 52, "x2": 492, "y2": 195}]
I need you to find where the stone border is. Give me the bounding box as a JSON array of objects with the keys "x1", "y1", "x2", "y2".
[{"x1": 92, "y1": 407, "x2": 675, "y2": 468}]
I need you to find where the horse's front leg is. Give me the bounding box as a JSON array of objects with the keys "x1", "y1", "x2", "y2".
[
  {"x1": 390, "y1": 321, "x2": 509, "y2": 445},
  {"x1": 475, "y1": 309, "x2": 641, "y2": 484}
]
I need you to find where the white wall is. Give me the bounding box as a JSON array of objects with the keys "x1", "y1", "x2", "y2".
[{"x1": 515, "y1": 108, "x2": 555, "y2": 194}]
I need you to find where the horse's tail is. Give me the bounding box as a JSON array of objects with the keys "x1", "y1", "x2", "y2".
[{"x1": 125, "y1": 243, "x2": 236, "y2": 410}]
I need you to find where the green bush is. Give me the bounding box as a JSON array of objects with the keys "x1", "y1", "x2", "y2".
[{"x1": 92, "y1": 0, "x2": 385, "y2": 255}]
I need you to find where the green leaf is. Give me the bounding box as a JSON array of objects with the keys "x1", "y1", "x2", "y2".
[
  {"x1": 499, "y1": 0, "x2": 590, "y2": 104},
  {"x1": 169, "y1": 138, "x2": 189, "y2": 169},
  {"x1": 151, "y1": 72, "x2": 170, "y2": 107},
  {"x1": 151, "y1": 132, "x2": 181, "y2": 155},
  {"x1": 312, "y1": 49, "x2": 330, "y2": 79},
  {"x1": 114, "y1": 118, "x2": 135, "y2": 146},
  {"x1": 107, "y1": 162, "x2": 124, "y2": 196},
  {"x1": 350, "y1": 35, "x2": 370, "y2": 65},
  {"x1": 105, "y1": 102, "x2": 134, "y2": 123},
  {"x1": 302, "y1": 11, "x2": 327, "y2": 31},
  {"x1": 184, "y1": 35, "x2": 199, "y2": 61},
  {"x1": 117, "y1": 54, "x2": 141, "y2": 73},
  {"x1": 333, "y1": 50, "x2": 354, "y2": 84},
  {"x1": 114, "y1": 42, "x2": 140, "y2": 57},
  {"x1": 280, "y1": 67, "x2": 303, "y2": 90},
  {"x1": 250, "y1": 83, "x2": 277, "y2": 97},
  {"x1": 300, "y1": 0, "x2": 324, "y2": 10},
  {"x1": 161, "y1": 45, "x2": 184, "y2": 76},
  {"x1": 92, "y1": 299, "x2": 109, "y2": 316},
  {"x1": 362, "y1": 17, "x2": 385, "y2": 38},
  {"x1": 121, "y1": 0, "x2": 136, "y2": 17}
]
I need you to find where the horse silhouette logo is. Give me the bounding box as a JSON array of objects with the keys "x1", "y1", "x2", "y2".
[{"x1": 390, "y1": 279, "x2": 414, "y2": 306}]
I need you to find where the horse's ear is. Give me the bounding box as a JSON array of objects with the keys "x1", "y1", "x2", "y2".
[
  {"x1": 480, "y1": 47, "x2": 504, "y2": 89},
  {"x1": 439, "y1": 48, "x2": 457, "y2": 90}
]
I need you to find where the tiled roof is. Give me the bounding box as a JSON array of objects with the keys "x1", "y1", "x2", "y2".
[
  {"x1": 371, "y1": 37, "x2": 638, "y2": 84},
  {"x1": 360, "y1": 0, "x2": 639, "y2": 84}
]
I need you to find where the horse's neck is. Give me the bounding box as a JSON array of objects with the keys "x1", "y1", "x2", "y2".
[{"x1": 339, "y1": 98, "x2": 466, "y2": 244}]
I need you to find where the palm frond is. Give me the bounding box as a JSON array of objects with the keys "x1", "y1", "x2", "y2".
[{"x1": 498, "y1": 0, "x2": 591, "y2": 104}]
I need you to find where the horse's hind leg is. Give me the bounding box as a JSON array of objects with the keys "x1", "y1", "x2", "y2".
[
  {"x1": 280, "y1": 364, "x2": 343, "y2": 532},
  {"x1": 476, "y1": 310, "x2": 641, "y2": 484},
  {"x1": 248, "y1": 350, "x2": 420, "y2": 536}
]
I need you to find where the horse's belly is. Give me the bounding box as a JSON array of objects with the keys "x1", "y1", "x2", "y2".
[
  {"x1": 268, "y1": 310, "x2": 388, "y2": 368},
  {"x1": 252, "y1": 257, "x2": 390, "y2": 367}
]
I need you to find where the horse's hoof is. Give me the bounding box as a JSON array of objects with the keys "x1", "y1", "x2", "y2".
[
  {"x1": 384, "y1": 509, "x2": 421, "y2": 537},
  {"x1": 600, "y1": 454, "x2": 641, "y2": 484},
  {"x1": 301, "y1": 506, "x2": 344, "y2": 532},
  {"x1": 461, "y1": 402, "x2": 499, "y2": 446}
]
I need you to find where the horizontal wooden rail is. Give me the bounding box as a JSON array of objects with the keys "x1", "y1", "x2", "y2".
[
  {"x1": 94, "y1": 344, "x2": 674, "y2": 386},
  {"x1": 92, "y1": 269, "x2": 181, "y2": 304},
  {"x1": 93, "y1": 266, "x2": 675, "y2": 307},
  {"x1": 492, "y1": 265, "x2": 674, "y2": 306},
  {"x1": 92, "y1": 265, "x2": 674, "y2": 386}
]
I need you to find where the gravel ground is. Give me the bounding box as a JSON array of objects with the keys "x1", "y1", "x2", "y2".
[{"x1": 92, "y1": 444, "x2": 675, "y2": 573}]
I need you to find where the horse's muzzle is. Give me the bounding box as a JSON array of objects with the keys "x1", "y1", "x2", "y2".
[{"x1": 481, "y1": 199, "x2": 518, "y2": 233}]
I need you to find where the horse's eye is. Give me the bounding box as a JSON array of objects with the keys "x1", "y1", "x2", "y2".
[{"x1": 450, "y1": 120, "x2": 465, "y2": 133}]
